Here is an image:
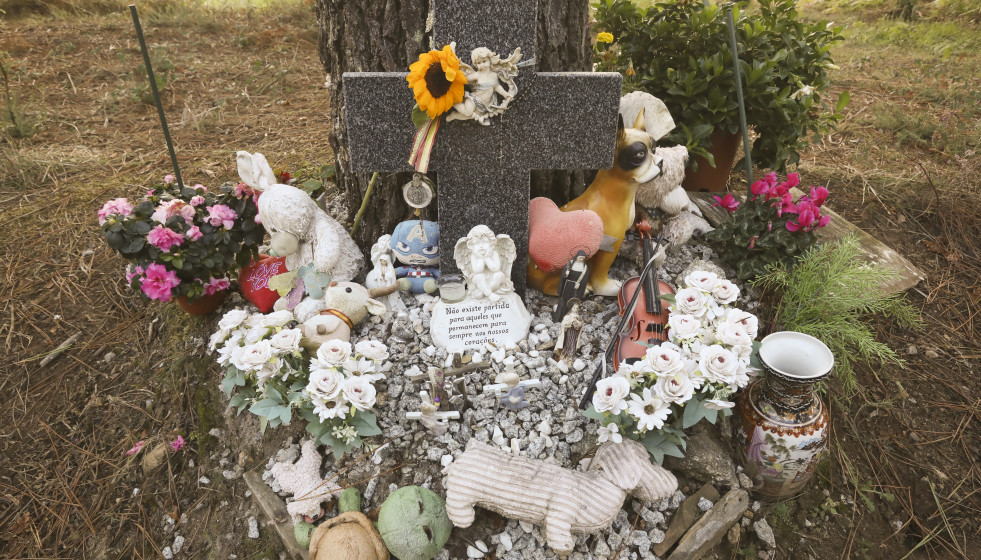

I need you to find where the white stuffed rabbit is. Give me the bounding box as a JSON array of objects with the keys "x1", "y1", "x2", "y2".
[{"x1": 236, "y1": 151, "x2": 363, "y2": 282}]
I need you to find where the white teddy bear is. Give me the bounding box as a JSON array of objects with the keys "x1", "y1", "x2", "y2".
[{"x1": 236, "y1": 151, "x2": 363, "y2": 282}]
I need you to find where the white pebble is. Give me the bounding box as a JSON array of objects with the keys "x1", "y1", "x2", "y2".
[
  {"x1": 472, "y1": 352, "x2": 484, "y2": 363},
  {"x1": 491, "y1": 349, "x2": 506, "y2": 363},
  {"x1": 441, "y1": 454, "x2": 454, "y2": 467},
  {"x1": 534, "y1": 324, "x2": 547, "y2": 332},
  {"x1": 572, "y1": 359, "x2": 586, "y2": 371},
  {"x1": 444, "y1": 354, "x2": 455, "y2": 367},
  {"x1": 510, "y1": 439, "x2": 520, "y2": 455},
  {"x1": 504, "y1": 341, "x2": 517, "y2": 351},
  {"x1": 528, "y1": 350, "x2": 539, "y2": 358},
  {"x1": 502, "y1": 355, "x2": 515, "y2": 366},
  {"x1": 500, "y1": 532, "x2": 513, "y2": 551},
  {"x1": 198, "y1": 476, "x2": 210, "y2": 485},
  {"x1": 424, "y1": 345, "x2": 436, "y2": 357},
  {"x1": 162, "y1": 546, "x2": 173, "y2": 560},
  {"x1": 172, "y1": 535, "x2": 185, "y2": 554},
  {"x1": 519, "y1": 520, "x2": 535, "y2": 533},
  {"x1": 527, "y1": 333, "x2": 540, "y2": 346},
  {"x1": 247, "y1": 516, "x2": 259, "y2": 539},
  {"x1": 559, "y1": 374, "x2": 569, "y2": 384},
  {"x1": 404, "y1": 365, "x2": 422, "y2": 378},
  {"x1": 538, "y1": 420, "x2": 552, "y2": 436},
  {"x1": 557, "y1": 361, "x2": 570, "y2": 374},
  {"x1": 132, "y1": 488, "x2": 140, "y2": 496},
  {"x1": 475, "y1": 540, "x2": 488, "y2": 553},
  {"x1": 543, "y1": 436, "x2": 553, "y2": 448},
  {"x1": 466, "y1": 545, "x2": 484, "y2": 558},
  {"x1": 538, "y1": 331, "x2": 551, "y2": 343}
]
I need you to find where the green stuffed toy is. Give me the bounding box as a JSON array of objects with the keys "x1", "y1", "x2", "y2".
[{"x1": 376, "y1": 486, "x2": 452, "y2": 560}]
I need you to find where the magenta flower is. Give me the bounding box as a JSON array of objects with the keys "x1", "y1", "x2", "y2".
[
  {"x1": 785, "y1": 172, "x2": 800, "y2": 189},
  {"x1": 147, "y1": 225, "x2": 185, "y2": 252},
  {"x1": 185, "y1": 225, "x2": 203, "y2": 241},
  {"x1": 206, "y1": 204, "x2": 238, "y2": 229},
  {"x1": 189, "y1": 195, "x2": 205, "y2": 207},
  {"x1": 164, "y1": 174, "x2": 175, "y2": 184},
  {"x1": 193, "y1": 184, "x2": 206, "y2": 192},
  {"x1": 170, "y1": 435, "x2": 186, "y2": 451},
  {"x1": 776, "y1": 193, "x2": 797, "y2": 217},
  {"x1": 234, "y1": 182, "x2": 254, "y2": 199},
  {"x1": 712, "y1": 194, "x2": 740, "y2": 213},
  {"x1": 126, "y1": 440, "x2": 146, "y2": 456},
  {"x1": 749, "y1": 235, "x2": 758, "y2": 250},
  {"x1": 787, "y1": 200, "x2": 827, "y2": 232},
  {"x1": 98, "y1": 198, "x2": 134, "y2": 225},
  {"x1": 141, "y1": 263, "x2": 180, "y2": 301},
  {"x1": 808, "y1": 186, "x2": 829, "y2": 207},
  {"x1": 125, "y1": 264, "x2": 145, "y2": 284},
  {"x1": 203, "y1": 277, "x2": 230, "y2": 295},
  {"x1": 750, "y1": 179, "x2": 770, "y2": 200}
]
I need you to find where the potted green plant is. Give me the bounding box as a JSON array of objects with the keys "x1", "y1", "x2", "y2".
[
  {"x1": 593, "y1": 0, "x2": 848, "y2": 190},
  {"x1": 97, "y1": 176, "x2": 263, "y2": 314}
]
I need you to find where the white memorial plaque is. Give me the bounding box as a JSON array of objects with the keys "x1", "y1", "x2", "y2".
[{"x1": 430, "y1": 292, "x2": 531, "y2": 352}]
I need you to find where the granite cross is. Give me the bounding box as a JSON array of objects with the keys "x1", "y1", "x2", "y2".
[{"x1": 342, "y1": 0, "x2": 622, "y2": 296}]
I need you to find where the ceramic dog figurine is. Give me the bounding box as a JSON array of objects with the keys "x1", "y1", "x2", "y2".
[{"x1": 527, "y1": 109, "x2": 661, "y2": 296}]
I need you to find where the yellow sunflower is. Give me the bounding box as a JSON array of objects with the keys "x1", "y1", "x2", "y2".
[{"x1": 407, "y1": 44, "x2": 467, "y2": 120}]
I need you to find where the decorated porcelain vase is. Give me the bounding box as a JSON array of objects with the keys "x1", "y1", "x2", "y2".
[{"x1": 734, "y1": 331, "x2": 834, "y2": 498}]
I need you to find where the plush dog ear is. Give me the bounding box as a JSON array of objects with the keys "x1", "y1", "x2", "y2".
[
  {"x1": 616, "y1": 113, "x2": 626, "y2": 144},
  {"x1": 632, "y1": 107, "x2": 647, "y2": 132}
]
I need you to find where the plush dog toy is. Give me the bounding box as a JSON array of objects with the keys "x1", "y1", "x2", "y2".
[{"x1": 528, "y1": 109, "x2": 662, "y2": 296}]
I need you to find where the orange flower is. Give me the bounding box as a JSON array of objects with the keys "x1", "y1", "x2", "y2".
[{"x1": 406, "y1": 44, "x2": 467, "y2": 120}]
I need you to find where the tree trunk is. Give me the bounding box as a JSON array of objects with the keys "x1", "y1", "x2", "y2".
[{"x1": 317, "y1": 0, "x2": 593, "y2": 253}]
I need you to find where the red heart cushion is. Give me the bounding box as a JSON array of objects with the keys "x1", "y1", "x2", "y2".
[
  {"x1": 528, "y1": 197, "x2": 604, "y2": 273},
  {"x1": 238, "y1": 255, "x2": 287, "y2": 313}
]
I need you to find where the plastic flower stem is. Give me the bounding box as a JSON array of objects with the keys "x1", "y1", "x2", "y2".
[
  {"x1": 725, "y1": 3, "x2": 754, "y2": 193},
  {"x1": 129, "y1": 4, "x2": 183, "y2": 189},
  {"x1": 350, "y1": 172, "x2": 380, "y2": 235}
]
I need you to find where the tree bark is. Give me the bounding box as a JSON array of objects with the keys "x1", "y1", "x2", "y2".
[{"x1": 317, "y1": 0, "x2": 593, "y2": 253}]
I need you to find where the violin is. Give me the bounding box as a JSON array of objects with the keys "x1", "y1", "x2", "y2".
[{"x1": 612, "y1": 222, "x2": 673, "y2": 369}]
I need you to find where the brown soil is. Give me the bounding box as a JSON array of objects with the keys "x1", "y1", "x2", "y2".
[{"x1": 1, "y1": 3, "x2": 979, "y2": 560}]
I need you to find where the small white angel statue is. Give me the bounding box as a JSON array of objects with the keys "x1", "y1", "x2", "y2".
[
  {"x1": 454, "y1": 225, "x2": 516, "y2": 302},
  {"x1": 445, "y1": 46, "x2": 522, "y2": 125}
]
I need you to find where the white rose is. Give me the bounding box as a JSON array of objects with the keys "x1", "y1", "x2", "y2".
[
  {"x1": 256, "y1": 358, "x2": 283, "y2": 388},
  {"x1": 269, "y1": 328, "x2": 302, "y2": 353},
  {"x1": 644, "y1": 343, "x2": 686, "y2": 376},
  {"x1": 715, "y1": 322, "x2": 752, "y2": 349},
  {"x1": 614, "y1": 359, "x2": 648, "y2": 387},
  {"x1": 704, "y1": 399, "x2": 736, "y2": 410},
  {"x1": 208, "y1": 328, "x2": 229, "y2": 352},
  {"x1": 684, "y1": 270, "x2": 720, "y2": 292},
  {"x1": 260, "y1": 309, "x2": 294, "y2": 328},
  {"x1": 668, "y1": 314, "x2": 701, "y2": 343},
  {"x1": 723, "y1": 308, "x2": 759, "y2": 340},
  {"x1": 235, "y1": 341, "x2": 273, "y2": 371},
  {"x1": 342, "y1": 376, "x2": 377, "y2": 411},
  {"x1": 216, "y1": 341, "x2": 238, "y2": 366},
  {"x1": 306, "y1": 367, "x2": 344, "y2": 400},
  {"x1": 699, "y1": 345, "x2": 740, "y2": 385},
  {"x1": 712, "y1": 280, "x2": 739, "y2": 304},
  {"x1": 218, "y1": 308, "x2": 249, "y2": 332},
  {"x1": 592, "y1": 377, "x2": 630, "y2": 415},
  {"x1": 673, "y1": 287, "x2": 709, "y2": 317},
  {"x1": 317, "y1": 340, "x2": 353, "y2": 366},
  {"x1": 244, "y1": 325, "x2": 268, "y2": 344},
  {"x1": 654, "y1": 371, "x2": 695, "y2": 404},
  {"x1": 355, "y1": 340, "x2": 390, "y2": 361},
  {"x1": 244, "y1": 312, "x2": 266, "y2": 328}
]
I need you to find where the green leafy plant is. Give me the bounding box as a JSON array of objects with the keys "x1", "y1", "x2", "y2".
[
  {"x1": 706, "y1": 172, "x2": 831, "y2": 280},
  {"x1": 131, "y1": 51, "x2": 174, "y2": 105},
  {"x1": 98, "y1": 177, "x2": 262, "y2": 302},
  {"x1": 753, "y1": 235, "x2": 922, "y2": 392},
  {"x1": 593, "y1": 0, "x2": 848, "y2": 171}
]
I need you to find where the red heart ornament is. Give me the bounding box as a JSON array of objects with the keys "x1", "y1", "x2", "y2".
[
  {"x1": 528, "y1": 197, "x2": 604, "y2": 273},
  {"x1": 238, "y1": 255, "x2": 288, "y2": 313}
]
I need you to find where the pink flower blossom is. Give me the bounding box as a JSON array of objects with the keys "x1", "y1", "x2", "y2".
[
  {"x1": 712, "y1": 194, "x2": 740, "y2": 213},
  {"x1": 750, "y1": 179, "x2": 770, "y2": 200},
  {"x1": 203, "y1": 277, "x2": 230, "y2": 296},
  {"x1": 98, "y1": 198, "x2": 134, "y2": 225},
  {"x1": 185, "y1": 225, "x2": 203, "y2": 241},
  {"x1": 125, "y1": 264, "x2": 145, "y2": 284},
  {"x1": 787, "y1": 200, "x2": 827, "y2": 232},
  {"x1": 808, "y1": 186, "x2": 829, "y2": 207},
  {"x1": 141, "y1": 263, "x2": 180, "y2": 302},
  {"x1": 206, "y1": 204, "x2": 238, "y2": 229},
  {"x1": 170, "y1": 435, "x2": 186, "y2": 451},
  {"x1": 147, "y1": 225, "x2": 185, "y2": 252},
  {"x1": 126, "y1": 440, "x2": 146, "y2": 456},
  {"x1": 776, "y1": 193, "x2": 797, "y2": 217},
  {"x1": 785, "y1": 172, "x2": 800, "y2": 189},
  {"x1": 234, "y1": 182, "x2": 254, "y2": 199},
  {"x1": 193, "y1": 184, "x2": 206, "y2": 192},
  {"x1": 164, "y1": 174, "x2": 175, "y2": 184},
  {"x1": 749, "y1": 236, "x2": 758, "y2": 250},
  {"x1": 151, "y1": 199, "x2": 195, "y2": 224},
  {"x1": 189, "y1": 195, "x2": 205, "y2": 206}
]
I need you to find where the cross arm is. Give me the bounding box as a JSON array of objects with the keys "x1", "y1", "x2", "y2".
[{"x1": 342, "y1": 72, "x2": 418, "y2": 172}]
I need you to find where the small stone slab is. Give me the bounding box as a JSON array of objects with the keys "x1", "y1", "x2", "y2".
[
  {"x1": 243, "y1": 471, "x2": 311, "y2": 560},
  {"x1": 653, "y1": 483, "x2": 721, "y2": 557},
  {"x1": 430, "y1": 293, "x2": 531, "y2": 352},
  {"x1": 668, "y1": 488, "x2": 750, "y2": 560},
  {"x1": 690, "y1": 189, "x2": 926, "y2": 294}
]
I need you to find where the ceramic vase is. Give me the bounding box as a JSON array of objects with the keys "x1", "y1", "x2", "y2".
[
  {"x1": 734, "y1": 331, "x2": 834, "y2": 498},
  {"x1": 177, "y1": 290, "x2": 227, "y2": 316},
  {"x1": 681, "y1": 131, "x2": 740, "y2": 192}
]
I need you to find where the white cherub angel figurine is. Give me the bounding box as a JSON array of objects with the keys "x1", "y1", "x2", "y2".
[
  {"x1": 445, "y1": 46, "x2": 522, "y2": 126},
  {"x1": 454, "y1": 225, "x2": 516, "y2": 302}
]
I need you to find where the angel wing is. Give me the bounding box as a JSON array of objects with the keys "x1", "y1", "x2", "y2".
[
  {"x1": 496, "y1": 234, "x2": 517, "y2": 293},
  {"x1": 454, "y1": 235, "x2": 475, "y2": 280}
]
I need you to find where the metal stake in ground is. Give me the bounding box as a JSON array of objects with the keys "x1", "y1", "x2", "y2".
[
  {"x1": 129, "y1": 4, "x2": 184, "y2": 188},
  {"x1": 725, "y1": 3, "x2": 754, "y2": 192}
]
